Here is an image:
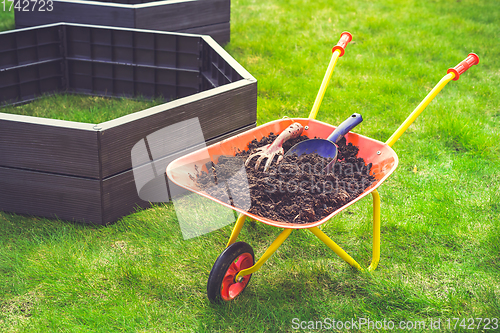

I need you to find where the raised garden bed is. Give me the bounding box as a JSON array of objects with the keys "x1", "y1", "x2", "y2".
[
  {"x1": 0, "y1": 23, "x2": 257, "y2": 224},
  {"x1": 15, "y1": 0, "x2": 231, "y2": 45}
]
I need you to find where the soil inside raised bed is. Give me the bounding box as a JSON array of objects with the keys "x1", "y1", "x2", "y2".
[{"x1": 191, "y1": 131, "x2": 376, "y2": 224}]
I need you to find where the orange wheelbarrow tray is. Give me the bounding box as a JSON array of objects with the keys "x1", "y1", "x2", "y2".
[
  {"x1": 167, "y1": 117, "x2": 396, "y2": 230},
  {"x1": 166, "y1": 53, "x2": 479, "y2": 303}
]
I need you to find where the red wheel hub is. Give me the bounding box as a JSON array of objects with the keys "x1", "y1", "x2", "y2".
[{"x1": 220, "y1": 253, "x2": 253, "y2": 301}]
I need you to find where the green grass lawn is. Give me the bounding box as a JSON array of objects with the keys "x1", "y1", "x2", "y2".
[
  {"x1": 1, "y1": 0, "x2": 500, "y2": 332},
  {"x1": 1, "y1": 94, "x2": 164, "y2": 124},
  {"x1": 0, "y1": 9, "x2": 14, "y2": 31}
]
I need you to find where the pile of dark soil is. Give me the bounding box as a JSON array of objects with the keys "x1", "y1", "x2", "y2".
[{"x1": 192, "y1": 131, "x2": 376, "y2": 224}]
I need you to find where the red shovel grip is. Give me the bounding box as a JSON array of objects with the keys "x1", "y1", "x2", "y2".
[
  {"x1": 332, "y1": 31, "x2": 353, "y2": 57},
  {"x1": 447, "y1": 53, "x2": 479, "y2": 81}
]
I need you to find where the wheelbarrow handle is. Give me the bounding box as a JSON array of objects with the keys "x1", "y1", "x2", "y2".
[
  {"x1": 386, "y1": 53, "x2": 480, "y2": 147},
  {"x1": 332, "y1": 31, "x2": 353, "y2": 57},
  {"x1": 447, "y1": 53, "x2": 479, "y2": 81},
  {"x1": 308, "y1": 31, "x2": 353, "y2": 119}
]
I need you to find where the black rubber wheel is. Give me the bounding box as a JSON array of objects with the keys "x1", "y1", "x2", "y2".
[{"x1": 207, "y1": 241, "x2": 255, "y2": 303}]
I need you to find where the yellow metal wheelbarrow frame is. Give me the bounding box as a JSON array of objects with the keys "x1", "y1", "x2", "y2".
[
  {"x1": 230, "y1": 54, "x2": 480, "y2": 281},
  {"x1": 166, "y1": 32, "x2": 479, "y2": 302}
]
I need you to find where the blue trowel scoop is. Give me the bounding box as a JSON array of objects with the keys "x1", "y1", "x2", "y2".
[{"x1": 285, "y1": 113, "x2": 363, "y2": 172}]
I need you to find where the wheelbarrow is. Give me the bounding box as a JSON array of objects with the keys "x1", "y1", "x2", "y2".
[{"x1": 166, "y1": 33, "x2": 479, "y2": 302}]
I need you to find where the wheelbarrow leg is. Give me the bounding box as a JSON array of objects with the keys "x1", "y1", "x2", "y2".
[
  {"x1": 309, "y1": 189, "x2": 382, "y2": 271},
  {"x1": 368, "y1": 189, "x2": 381, "y2": 271},
  {"x1": 234, "y1": 228, "x2": 293, "y2": 282},
  {"x1": 308, "y1": 226, "x2": 362, "y2": 270},
  {"x1": 226, "y1": 213, "x2": 247, "y2": 248}
]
